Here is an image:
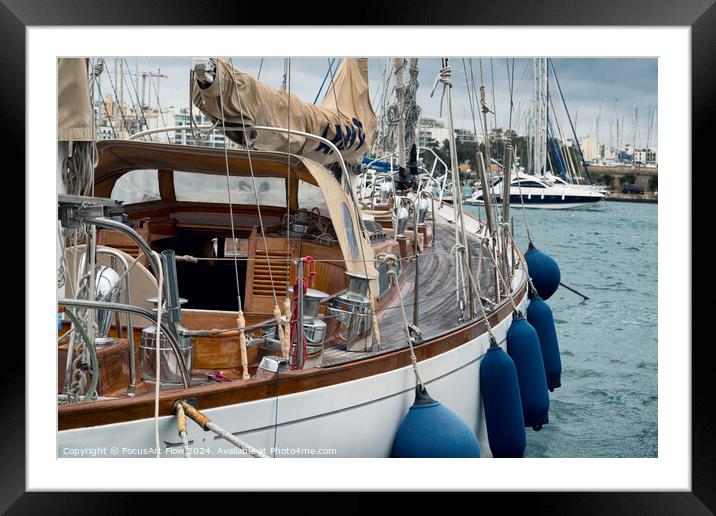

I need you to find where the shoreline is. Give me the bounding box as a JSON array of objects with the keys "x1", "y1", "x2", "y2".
[{"x1": 605, "y1": 193, "x2": 658, "y2": 204}]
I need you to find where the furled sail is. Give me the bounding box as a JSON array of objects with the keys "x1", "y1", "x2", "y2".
[
  {"x1": 192, "y1": 58, "x2": 377, "y2": 166},
  {"x1": 58, "y1": 58, "x2": 93, "y2": 142}
]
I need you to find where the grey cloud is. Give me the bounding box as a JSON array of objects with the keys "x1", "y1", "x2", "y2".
[{"x1": 98, "y1": 56, "x2": 657, "y2": 147}]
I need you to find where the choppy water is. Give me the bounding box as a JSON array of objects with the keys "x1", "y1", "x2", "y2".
[{"x1": 465, "y1": 201, "x2": 658, "y2": 458}]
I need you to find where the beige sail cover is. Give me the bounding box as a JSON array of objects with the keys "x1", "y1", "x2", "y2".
[
  {"x1": 192, "y1": 58, "x2": 377, "y2": 166},
  {"x1": 301, "y1": 158, "x2": 379, "y2": 297},
  {"x1": 57, "y1": 58, "x2": 93, "y2": 141}
]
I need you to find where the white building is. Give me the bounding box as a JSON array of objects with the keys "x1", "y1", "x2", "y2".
[
  {"x1": 634, "y1": 147, "x2": 657, "y2": 165},
  {"x1": 170, "y1": 108, "x2": 231, "y2": 148},
  {"x1": 454, "y1": 128, "x2": 476, "y2": 144},
  {"x1": 417, "y1": 117, "x2": 451, "y2": 147},
  {"x1": 418, "y1": 117, "x2": 478, "y2": 147},
  {"x1": 580, "y1": 136, "x2": 601, "y2": 162}
]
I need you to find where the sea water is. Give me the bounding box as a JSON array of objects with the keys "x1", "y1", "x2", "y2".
[{"x1": 465, "y1": 201, "x2": 658, "y2": 458}]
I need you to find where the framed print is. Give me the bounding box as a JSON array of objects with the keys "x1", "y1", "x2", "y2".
[{"x1": 6, "y1": 0, "x2": 712, "y2": 512}]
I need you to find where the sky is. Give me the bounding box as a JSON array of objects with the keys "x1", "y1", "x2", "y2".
[{"x1": 97, "y1": 57, "x2": 658, "y2": 148}]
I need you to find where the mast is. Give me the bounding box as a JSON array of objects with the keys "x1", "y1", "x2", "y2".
[
  {"x1": 393, "y1": 58, "x2": 406, "y2": 169},
  {"x1": 404, "y1": 58, "x2": 420, "y2": 152},
  {"x1": 532, "y1": 58, "x2": 548, "y2": 177}
]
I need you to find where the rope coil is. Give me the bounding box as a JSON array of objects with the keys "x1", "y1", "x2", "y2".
[{"x1": 430, "y1": 64, "x2": 452, "y2": 117}]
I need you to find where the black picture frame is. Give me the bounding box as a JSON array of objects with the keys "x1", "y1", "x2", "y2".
[{"x1": 5, "y1": 0, "x2": 711, "y2": 513}]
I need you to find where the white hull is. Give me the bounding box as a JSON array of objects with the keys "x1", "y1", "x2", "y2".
[
  {"x1": 58, "y1": 282, "x2": 528, "y2": 458},
  {"x1": 463, "y1": 172, "x2": 605, "y2": 211}
]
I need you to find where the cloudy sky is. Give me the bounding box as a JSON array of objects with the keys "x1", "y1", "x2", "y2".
[{"x1": 97, "y1": 57, "x2": 657, "y2": 148}]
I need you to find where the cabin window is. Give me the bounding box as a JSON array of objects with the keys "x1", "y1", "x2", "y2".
[
  {"x1": 111, "y1": 169, "x2": 161, "y2": 204},
  {"x1": 341, "y1": 202, "x2": 359, "y2": 260},
  {"x1": 298, "y1": 181, "x2": 329, "y2": 216},
  {"x1": 514, "y1": 180, "x2": 546, "y2": 189},
  {"x1": 173, "y1": 172, "x2": 287, "y2": 207}
]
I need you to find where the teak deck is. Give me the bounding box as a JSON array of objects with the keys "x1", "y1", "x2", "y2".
[{"x1": 59, "y1": 218, "x2": 525, "y2": 431}]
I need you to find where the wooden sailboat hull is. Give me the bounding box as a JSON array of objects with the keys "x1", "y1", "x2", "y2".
[{"x1": 58, "y1": 282, "x2": 527, "y2": 458}]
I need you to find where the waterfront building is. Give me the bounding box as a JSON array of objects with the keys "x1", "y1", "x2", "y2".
[{"x1": 417, "y1": 116, "x2": 451, "y2": 146}]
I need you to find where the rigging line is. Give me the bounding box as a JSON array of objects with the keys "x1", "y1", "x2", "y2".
[
  {"x1": 326, "y1": 58, "x2": 350, "y2": 124},
  {"x1": 228, "y1": 57, "x2": 279, "y2": 307},
  {"x1": 462, "y1": 58, "x2": 484, "y2": 224},
  {"x1": 123, "y1": 58, "x2": 154, "y2": 141},
  {"x1": 460, "y1": 240, "x2": 495, "y2": 339},
  {"x1": 117, "y1": 59, "x2": 145, "y2": 138},
  {"x1": 256, "y1": 58, "x2": 264, "y2": 81},
  {"x1": 217, "y1": 66, "x2": 245, "y2": 313},
  {"x1": 549, "y1": 58, "x2": 592, "y2": 184},
  {"x1": 104, "y1": 62, "x2": 132, "y2": 138},
  {"x1": 95, "y1": 79, "x2": 117, "y2": 138},
  {"x1": 382, "y1": 257, "x2": 423, "y2": 388},
  {"x1": 484, "y1": 234, "x2": 521, "y2": 314},
  {"x1": 502, "y1": 57, "x2": 534, "y2": 243},
  {"x1": 369, "y1": 61, "x2": 392, "y2": 156},
  {"x1": 369, "y1": 59, "x2": 385, "y2": 108},
  {"x1": 474, "y1": 58, "x2": 499, "y2": 224},
  {"x1": 280, "y1": 58, "x2": 288, "y2": 92},
  {"x1": 144, "y1": 59, "x2": 170, "y2": 143},
  {"x1": 313, "y1": 57, "x2": 337, "y2": 104},
  {"x1": 490, "y1": 58, "x2": 497, "y2": 130},
  {"x1": 548, "y1": 90, "x2": 573, "y2": 180},
  {"x1": 506, "y1": 58, "x2": 515, "y2": 134},
  {"x1": 436, "y1": 59, "x2": 470, "y2": 317}
]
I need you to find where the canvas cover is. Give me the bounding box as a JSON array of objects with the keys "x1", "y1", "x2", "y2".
[
  {"x1": 302, "y1": 158, "x2": 379, "y2": 296},
  {"x1": 57, "y1": 58, "x2": 93, "y2": 141},
  {"x1": 192, "y1": 58, "x2": 377, "y2": 166}
]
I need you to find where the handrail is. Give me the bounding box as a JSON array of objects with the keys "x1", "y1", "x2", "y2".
[
  {"x1": 86, "y1": 217, "x2": 162, "y2": 282},
  {"x1": 58, "y1": 298, "x2": 191, "y2": 388}
]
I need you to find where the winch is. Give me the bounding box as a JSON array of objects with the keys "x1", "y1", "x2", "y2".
[
  {"x1": 417, "y1": 196, "x2": 430, "y2": 226},
  {"x1": 392, "y1": 201, "x2": 409, "y2": 237},
  {"x1": 327, "y1": 271, "x2": 376, "y2": 352},
  {"x1": 93, "y1": 265, "x2": 122, "y2": 345},
  {"x1": 289, "y1": 210, "x2": 314, "y2": 236},
  {"x1": 379, "y1": 180, "x2": 394, "y2": 204},
  {"x1": 281, "y1": 208, "x2": 337, "y2": 244}
]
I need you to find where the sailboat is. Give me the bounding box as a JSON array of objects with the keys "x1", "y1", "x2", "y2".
[
  {"x1": 466, "y1": 58, "x2": 605, "y2": 210},
  {"x1": 56, "y1": 57, "x2": 544, "y2": 458}
]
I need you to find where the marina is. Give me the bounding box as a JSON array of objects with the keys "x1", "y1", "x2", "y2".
[{"x1": 55, "y1": 55, "x2": 658, "y2": 459}]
